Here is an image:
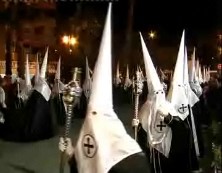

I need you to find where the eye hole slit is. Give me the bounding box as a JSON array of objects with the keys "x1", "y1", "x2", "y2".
[{"x1": 92, "y1": 111, "x2": 97, "y2": 115}]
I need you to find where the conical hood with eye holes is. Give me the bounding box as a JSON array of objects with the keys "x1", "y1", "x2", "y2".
[
  {"x1": 167, "y1": 30, "x2": 189, "y2": 120},
  {"x1": 75, "y1": 4, "x2": 142, "y2": 173},
  {"x1": 139, "y1": 32, "x2": 175, "y2": 158}
]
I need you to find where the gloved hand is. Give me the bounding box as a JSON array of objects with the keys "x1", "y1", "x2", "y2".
[
  {"x1": 157, "y1": 104, "x2": 169, "y2": 117},
  {"x1": 59, "y1": 137, "x2": 75, "y2": 159}
]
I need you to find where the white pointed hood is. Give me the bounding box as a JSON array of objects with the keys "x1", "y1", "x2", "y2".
[
  {"x1": 188, "y1": 48, "x2": 202, "y2": 97},
  {"x1": 126, "y1": 64, "x2": 129, "y2": 78},
  {"x1": 34, "y1": 47, "x2": 51, "y2": 101},
  {"x1": 75, "y1": 4, "x2": 141, "y2": 173},
  {"x1": 55, "y1": 57, "x2": 61, "y2": 80},
  {"x1": 83, "y1": 57, "x2": 92, "y2": 100},
  {"x1": 138, "y1": 65, "x2": 145, "y2": 81},
  {"x1": 115, "y1": 61, "x2": 121, "y2": 85},
  {"x1": 203, "y1": 66, "x2": 206, "y2": 83},
  {"x1": 189, "y1": 47, "x2": 196, "y2": 82},
  {"x1": 20, "y1": 54, "x2": 32, "y2": 102},
  {"x1": 206, "y1": 67, "x2": 211, "y2": 82},
  {"x1": 52, "y1": 57, "x2": 65, "y2": 96},
  {"x1": 40, "y1": 47, "x2": 49, "y2": 79},
  {"x1": 195, "y1": 59, "x2": 200, "y2": 83},
  {"x1": 0, "y1": 86, "x2": 6, "y2": 109},
  {"x1": 124, "y1": 64, "x2": 132, "y2": 89},
  {"x1": 198, "y1": 65, "x2": 203, "y2": 84},
  {"x1": 25, "y1": 54, "x2": 31, "y2": 87},
  {"x1": 139, "y1": 33, "x2": 162, "y2": 93},
  {"x1": 139, "y1": 32, "x2": 176, "y2": 157},
  {"x1": 184, "y1": 47, "x2": 199, "y2": 107},
  {"x1": 167, "y1": 30, "x2": 189, "y2": 120},
  {"x1": 85, "y1": 57, "x2": 90, "y2": 81},
  {"x1": 184, "y1": 47, "x2": 200, "y2": 156},
  {"x1": 184, "y1": 47, "x2": 190, "y2": 84},
  {"x1": 35, "y1": 54, "x2": 40, "y2": 84}
]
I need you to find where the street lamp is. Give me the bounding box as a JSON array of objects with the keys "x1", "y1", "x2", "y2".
[
  {"x1": 69, "y1": 37, "x2": 77, "y2": 46},
  {"x1": 149, "y1": 30, "x2": 156, "y2": 39},
  {"x1": 62, "y1": 35, "x2": 78, "y2": 54},
  {"x1": 62, "y1": 35, "x2": 78, "y2": 46},
  {"x1": 62, "y1": 35, "x2": 69, "y2": 44}
]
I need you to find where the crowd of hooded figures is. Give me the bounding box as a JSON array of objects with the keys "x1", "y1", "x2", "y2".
[
  {"x1": 0, "y1": 48, "x2": 67, "y2": 142},
  {"x1": 0, "y1": 3, "x2": 221, "y2": 173}
]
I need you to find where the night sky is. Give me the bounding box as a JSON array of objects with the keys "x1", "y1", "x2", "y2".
[
  {"x1": 134, "y1": 0, "x2": 221, "y2": 31},
  {"x1": 56, "y1": 0, "x2": 222, "y2": 49},
  {"x1": 0, "y1": 1, "x2": 220, "y2": 66},
  {"x1": 57, "y1": 0, "x2": 221, "y2": 32}
]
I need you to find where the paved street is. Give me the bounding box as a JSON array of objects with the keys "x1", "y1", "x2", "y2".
[
  {"x1": 0, "y1": 104, "x2": 135, "y2": 173},
  {"x1": 0, "y1": 104, "x2": 213, "y2": 173}
]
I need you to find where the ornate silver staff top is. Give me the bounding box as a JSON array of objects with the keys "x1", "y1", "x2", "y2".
[
  {"x1": 132, "y1": 69, "x2": 144, "y2": 140},
  {"x1": 60, "y1": 71, "x2": 83, "y2": 173},
  {"x1": 62, "y1": 80, "x2": 82, "y2": 138}
]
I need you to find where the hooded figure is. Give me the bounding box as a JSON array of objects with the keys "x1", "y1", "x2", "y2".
[
  {"x1": 203, "y1": 66, "x2": 206, "y2": 84},
  {"x1": 124, "y1": 64, "x2": 132, "y2": 90},
  {"x1": 206, "y1": 67, "x2": 211, "y2": 82},
  {"x1": 34, "y1": 54, "x2": 40, "y2": 85},
  {"x1": 51, "y1": 57, "x2": 66, "y2": 126},
  {"x1": 164, "y1": 30, "x2": 200, "y2": 173},
  {"x1": 188, "y1": 48, "x2": 202, "y2": 97},
  {"x1": 20, "y1": 54, "x2": 33, "y2": 103},
  {"x1": 82, "y1": 57, "x2": 92, "y2": 100},
  {"x1": 159, "y1": 68, "x2": 168, "y2": 92},
  {"x1": 197, "y1": 61, "x2": 203, "y2": 85},
  {"x1": 189, "y1": 49, "x2": 210, "y2": 127},
  {"x1": 0, "y1": 55, "x2": 34, "y2": 141},
  {"x1": 113, "y1": 62, "x2": 125, "y2": 106},
  {"x1": 123, "y1": 64, "x2": 133, "y2": 104},
  {"x1": 138, "y1": 65, "x2": 146, "y2": 82},
  {"x1": 70, "y1": 4, "x2": 151, "y2": 173},
  {"x1": 0, "y1": 50, "x2": 53, "y2": 142},
  {"x1": 23, "y1": 47, "x2": 54, "y2": 141},
  {"x1": 0, "y1": 82, "x2": 6, "y2": 124},
  {"x1": 184, "y1": 47, "x2": 205, "y2": 162},
  {"x1": 137, "y1": 32, "x2": 183, "y2": 173},
  {"x1": 0, "y1": 83, "x2": 6, "y2": 109},
  {"x1": 51, "y1": 57, "x2": 65, "y2": 97},
  {"x1": 114, "y1": 61, "x2": 122, "y2": 86}
]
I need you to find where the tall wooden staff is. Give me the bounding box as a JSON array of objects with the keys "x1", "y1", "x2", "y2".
[
  {"x1": 59, "y1": 70, "x2": 82, "y2": 173},
  {"x1": 132, "y1": 69, "x2": 143, "y2": 141}
]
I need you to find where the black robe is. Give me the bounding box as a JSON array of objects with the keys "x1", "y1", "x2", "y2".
[
  {"x1": 69, "y1": 152, "x2": 152, "y2": 173},
  {"x1": 73, "y1": 92, "x2": 87, "y2": 119},
  {"x1": 50, "y1": 93, "x2": 66, "y2": 126},
  {"x1": 138, "y1": 112, "x2": 199, "y2": 173},
  {"x1": 23, "y1": 90, "x2": 55, "y2": 142},
  {"x1": 0, "y1": 106, "x2": 26, "y2": 141},
  {"x1": 191, "y1": 101, "x2": 205, "y2": 158},
  {"x1": 0, "y1": 81, "x2": 56, "y2": 142},
  {"x1": 0, "y1": 84, "x2": 26, "y2": 141}
]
